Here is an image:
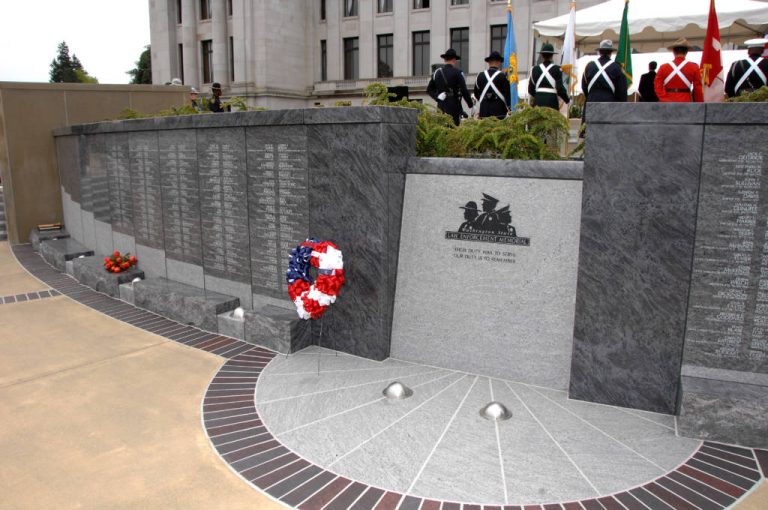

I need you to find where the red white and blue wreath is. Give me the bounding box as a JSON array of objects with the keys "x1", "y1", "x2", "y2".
[{"x1": 286, "y1": 238, "x2": 345, "y2": 320}]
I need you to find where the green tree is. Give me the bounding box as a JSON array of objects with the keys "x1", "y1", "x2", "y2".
[
  {"x1": 128, "y1": 46, "x2": 152, "y2": 84},
  {"x1": 49, "y1": 41, "x2": 98, "y2": 83}
]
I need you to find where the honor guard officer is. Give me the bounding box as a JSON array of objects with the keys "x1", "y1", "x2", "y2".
[
  {"x1": 581, "y1": 40, "x2": 628, "y2": 107},
  {"x1": 427, "y1": 48, "x2": 473, "y2": 126},
  {"x1": 528, "y1": 43, "x2": 570, "y2": 111},
  {"x1": 473, "y1": 51, "x2": 511, "y2": 119},
  {"x1": 654, "y1": 38, "x2": 703, "y2": 103},
  {"x1": 726, "y1": 38, "x2": 768, "y2": 98}
]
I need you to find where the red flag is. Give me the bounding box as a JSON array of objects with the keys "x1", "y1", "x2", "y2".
[{"x1": 700, "y1": 0, "x2": 724, "y2": 102}]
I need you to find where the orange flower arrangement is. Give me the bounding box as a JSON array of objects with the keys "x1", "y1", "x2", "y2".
[{"x1": 103, "y1": 250, "x2": 138, "y2": 273}]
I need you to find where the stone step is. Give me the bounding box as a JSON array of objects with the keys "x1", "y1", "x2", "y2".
[
  {"x1": 72, "y1": 256, "x2": 144, "y2": 298},
  {"x1": 133, "y1": 278, "x2": 240, "y2": 332},
  {"x1": 243, "y1": 305, "x2": 311, "y2": 354},
  {"x1": 39, "y1": 238, "x2": 94, "y2": 272},
  {"x1": 29, "y1": 227, "x2": 70, "y2": 251}
]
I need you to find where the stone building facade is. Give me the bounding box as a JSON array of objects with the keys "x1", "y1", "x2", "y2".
[{"x1": 149, "y1": 0, "x2": 602, "y2": 107}]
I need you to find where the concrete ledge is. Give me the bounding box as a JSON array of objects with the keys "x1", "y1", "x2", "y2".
[
  {"x1": 407, "y1": 157, "x2": 583, "y2": 179},
  {"x1": 586, "y1": 103, "x2": 706, "y2": 125},
  {"x1": 677, "y1": 365, "x2": 768, "y2": 448},
  {"x1": 39, "y1": 238, "x2": 94, "y2": 272},
  {"x1": 72, "y1": 257, "x2": 144, "y2": 298},
  {"x1": 133, "y1": 278, "x2": 239, "y2": 332},
  {"x1": 244, "y1": 305, "x2": 311, "y2": 354},
  {"x1": 52, "y1": 107, "x2": 419, "y2": 136},
  {"x1": 29, "y1": 228, "x2": 70, "y2": 251}
]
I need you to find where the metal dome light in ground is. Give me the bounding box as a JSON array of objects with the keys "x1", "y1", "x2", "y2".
[
  {"x1": 480, "y1": 401, "x2": 512, "y2": 421},
  {"x1": 382, "y1": 381, "x2": 413, "y2": 400}
]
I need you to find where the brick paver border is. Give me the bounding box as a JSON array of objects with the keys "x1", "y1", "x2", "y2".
[{"x1": 11, "y1": 244, "x2": 767, "y2": 510}]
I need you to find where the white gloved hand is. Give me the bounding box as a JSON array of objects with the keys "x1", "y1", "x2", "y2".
[{"x1": 437, "y1": 92, "x2": 447, "y2": 101}]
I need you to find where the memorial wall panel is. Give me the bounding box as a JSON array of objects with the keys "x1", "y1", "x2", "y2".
[
  {"x1": 88, "y1": 135, "x2": 111, "y2": 223},
  {"x1": 197, "y1": 127, "x2": 250, "y2": 284},
  {"x1": 129, "y1": 132, "x2": 164, "y2": 249},
  {"x1": 246, "y1": 126, "x2": 309, "y2": 298},
  {"x1": 105, "y1": 133, "x2": 133, "y2": 235},
  {"x1": 685, "y1": 135, "x2": 768, "y2": 373},
  {"x1": 159, "y1": 130, "x2": 203, "y2": 267}
]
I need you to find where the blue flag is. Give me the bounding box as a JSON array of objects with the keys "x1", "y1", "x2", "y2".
[{"x1": 503, "y1": 7, "x2": 519, "y2": 109}]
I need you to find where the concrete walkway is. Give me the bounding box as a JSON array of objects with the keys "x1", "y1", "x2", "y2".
[{"x1": 0, "y1": 242, "x2": 285, "y2": 509}]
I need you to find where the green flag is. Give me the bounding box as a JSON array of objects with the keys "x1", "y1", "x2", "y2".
[{"x1": 616, "y1": 0, "x2": 633, "y2": 86}]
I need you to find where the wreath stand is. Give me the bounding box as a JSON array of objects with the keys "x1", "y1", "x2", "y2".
[{"x1": 316, "y1": 307, "x2": 338, "y2": 376}]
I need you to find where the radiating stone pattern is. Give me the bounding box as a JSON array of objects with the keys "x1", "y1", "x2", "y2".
[
  {"x1": 198, "y1": 128, "x2": 250, "y2": 284},
  {"x1": 159, "y1": 130, "x2": 203, "y2": 266},
  {"x1": 571, "y1": 104, "x2": 703, "y2": 414},
  {"x1": 53, "y1": 108, "x2": 417, "y2": 362},
  {"x1": 246, "y1": 126, "x2": 309, "y2": 298},
  {"x1": 106, "y1": 133, "x2": 132, "y2": 235},
  {"x1": 129, "y1": 132, "x2": 164, "y2": 250},
  {"x1": 684, "y1": 129, "x2": 768, "y2": 373}
]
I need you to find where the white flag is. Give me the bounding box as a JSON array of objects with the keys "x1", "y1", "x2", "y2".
[{"x1": 560, "y1": 2, "x2": 577, "y2": 117}]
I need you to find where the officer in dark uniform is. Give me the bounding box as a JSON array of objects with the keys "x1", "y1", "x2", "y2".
[
  {"x1": 581, "y1": 40, "x2": 627, "y2": 106},
  {"x1": 208, "y1": 82, "x2": 231, "y2": 113},
  {"x1": 459, "y1": 201, "x2": 480, "y2": 232},
  {"x1": 726, "y1": 38, "x2": 768, "y2": 98},
  {"x1": 427, "y1": 48, "x2": 473, "y2": 126},
  {"x1": 528, "y1": 43, "x2": 570, "y2": 111},
  {"x1": 473, "y1": 51, "x2": 511, "y2": 119}
]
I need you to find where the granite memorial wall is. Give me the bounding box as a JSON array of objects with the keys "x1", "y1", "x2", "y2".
[
  {"x1": 573, "y1": 103, "x2": 768, "y2": 446},
  {"x1": 391, "y1": 158, "x2": 584, "y2": 389},
  {"x1": 55, "y1": 107, "x2": 418, "y2": 361}
]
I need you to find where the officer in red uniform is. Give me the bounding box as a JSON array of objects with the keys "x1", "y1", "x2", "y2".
[{"x1": 654, "y1": 38, "x2": 703, "y2": 103}]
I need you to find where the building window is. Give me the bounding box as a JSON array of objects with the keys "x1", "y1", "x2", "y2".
[
  {"x1": 450, "y1": 0, "x2": 469, "y2": 5},
  {"x1": 320, "y1": 0, "x2": 326, "y2": 20},
  {"x1": 229, "y1": 36, "x2": 235, "y2": 82},
  {"x1": 377, "y1": 0, "x2": 392, "y2": 13},
  {"x1": 321, "y1": 40, "x2": 327, "y2": 81},
  {"x1": 490, "y1": 25, "x2": 507, "y2": 56},
  {"x1": 200, "y1": 0, "x2": 211, "y2": 20},
  {"x1": 413, "y1": 0, "x2": 429, "y2": 9},
  {"x1": 344, "y1": 0, "x2": 358, "y2": 17},
  {"x1": 178, "y1": 43, "x2": 184, "y2": 83},
  {"x1": 176, "y1": 0, "x2": 182, "y2": 24},
  {"x1": 377, "y1": 34, "x2": 394, "y2": 78},
  {"x1": 201, "y1": 39, "x2": 213, "y2": 83},
  {"x1": 343, "y1": 37, "x2": 359, "y2": 80},
  {"x1": 227, "y1": 0, "x2": 232, "y2": 16},
  {"x1": 412, "y1": 31, "x2": 430, "y2": 76},
  {"x1": 450, "y1": 27, "x2": 469, "y2": 71}
]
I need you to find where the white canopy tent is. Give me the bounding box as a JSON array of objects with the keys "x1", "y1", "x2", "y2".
[{"x1": 533, "y1": 0, "x2": 768, "y2": 53}]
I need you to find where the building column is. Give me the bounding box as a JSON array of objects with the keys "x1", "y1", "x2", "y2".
[
  {"x1": 181, "y1": 0, "x2": 199, "y2": 88},
  {"x1": 212, "y1": 0, "x2": 229, "y2": 87}
]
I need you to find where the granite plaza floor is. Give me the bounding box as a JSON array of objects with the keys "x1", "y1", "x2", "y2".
[{"x1": 1, "y1": 240, "x2": 767, "y2": 509}]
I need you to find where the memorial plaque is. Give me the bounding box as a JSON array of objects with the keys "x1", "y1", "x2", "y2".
[
  {"x1": 685, "y1": 140, "x2": 768, "y2": 373},
  {"x1": 129, "y1": 132, "x2": 164, "y2": 249},
  {"x1": 392, "y1": 172, "x2": 582, "y2": 389},
  {"x1": 159, "y1": 130, "x2": 203, "y2": 266},
  {"x1": 198, "y1": 128, "x2": 250, "y2": 283},
  {"x1": 106, "y1": 133, "x2": 133, "y2": 235},
  {"x1": 246, "y1": 126, "x2": 309, "y2": 297},
  {"x1": 88, "y1": 135, "x2": 111, "y2": 223}
]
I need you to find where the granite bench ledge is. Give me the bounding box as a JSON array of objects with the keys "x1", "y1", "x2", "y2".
[
  {"x1": 39, "y1": 238, "x2": 94, "y2": 272},
  {"x1": 244, "y1": 305, "x2": 311, "y2": 354},
  {"x1": 133, "y1": 278, "x2": 239, "y2": 332},
  {"x1": 29, "y1": 228, "x2": 70, "y2": 251},
  {"x1": 72, "y1": 257, "x2": 144, "y2": 298}
]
